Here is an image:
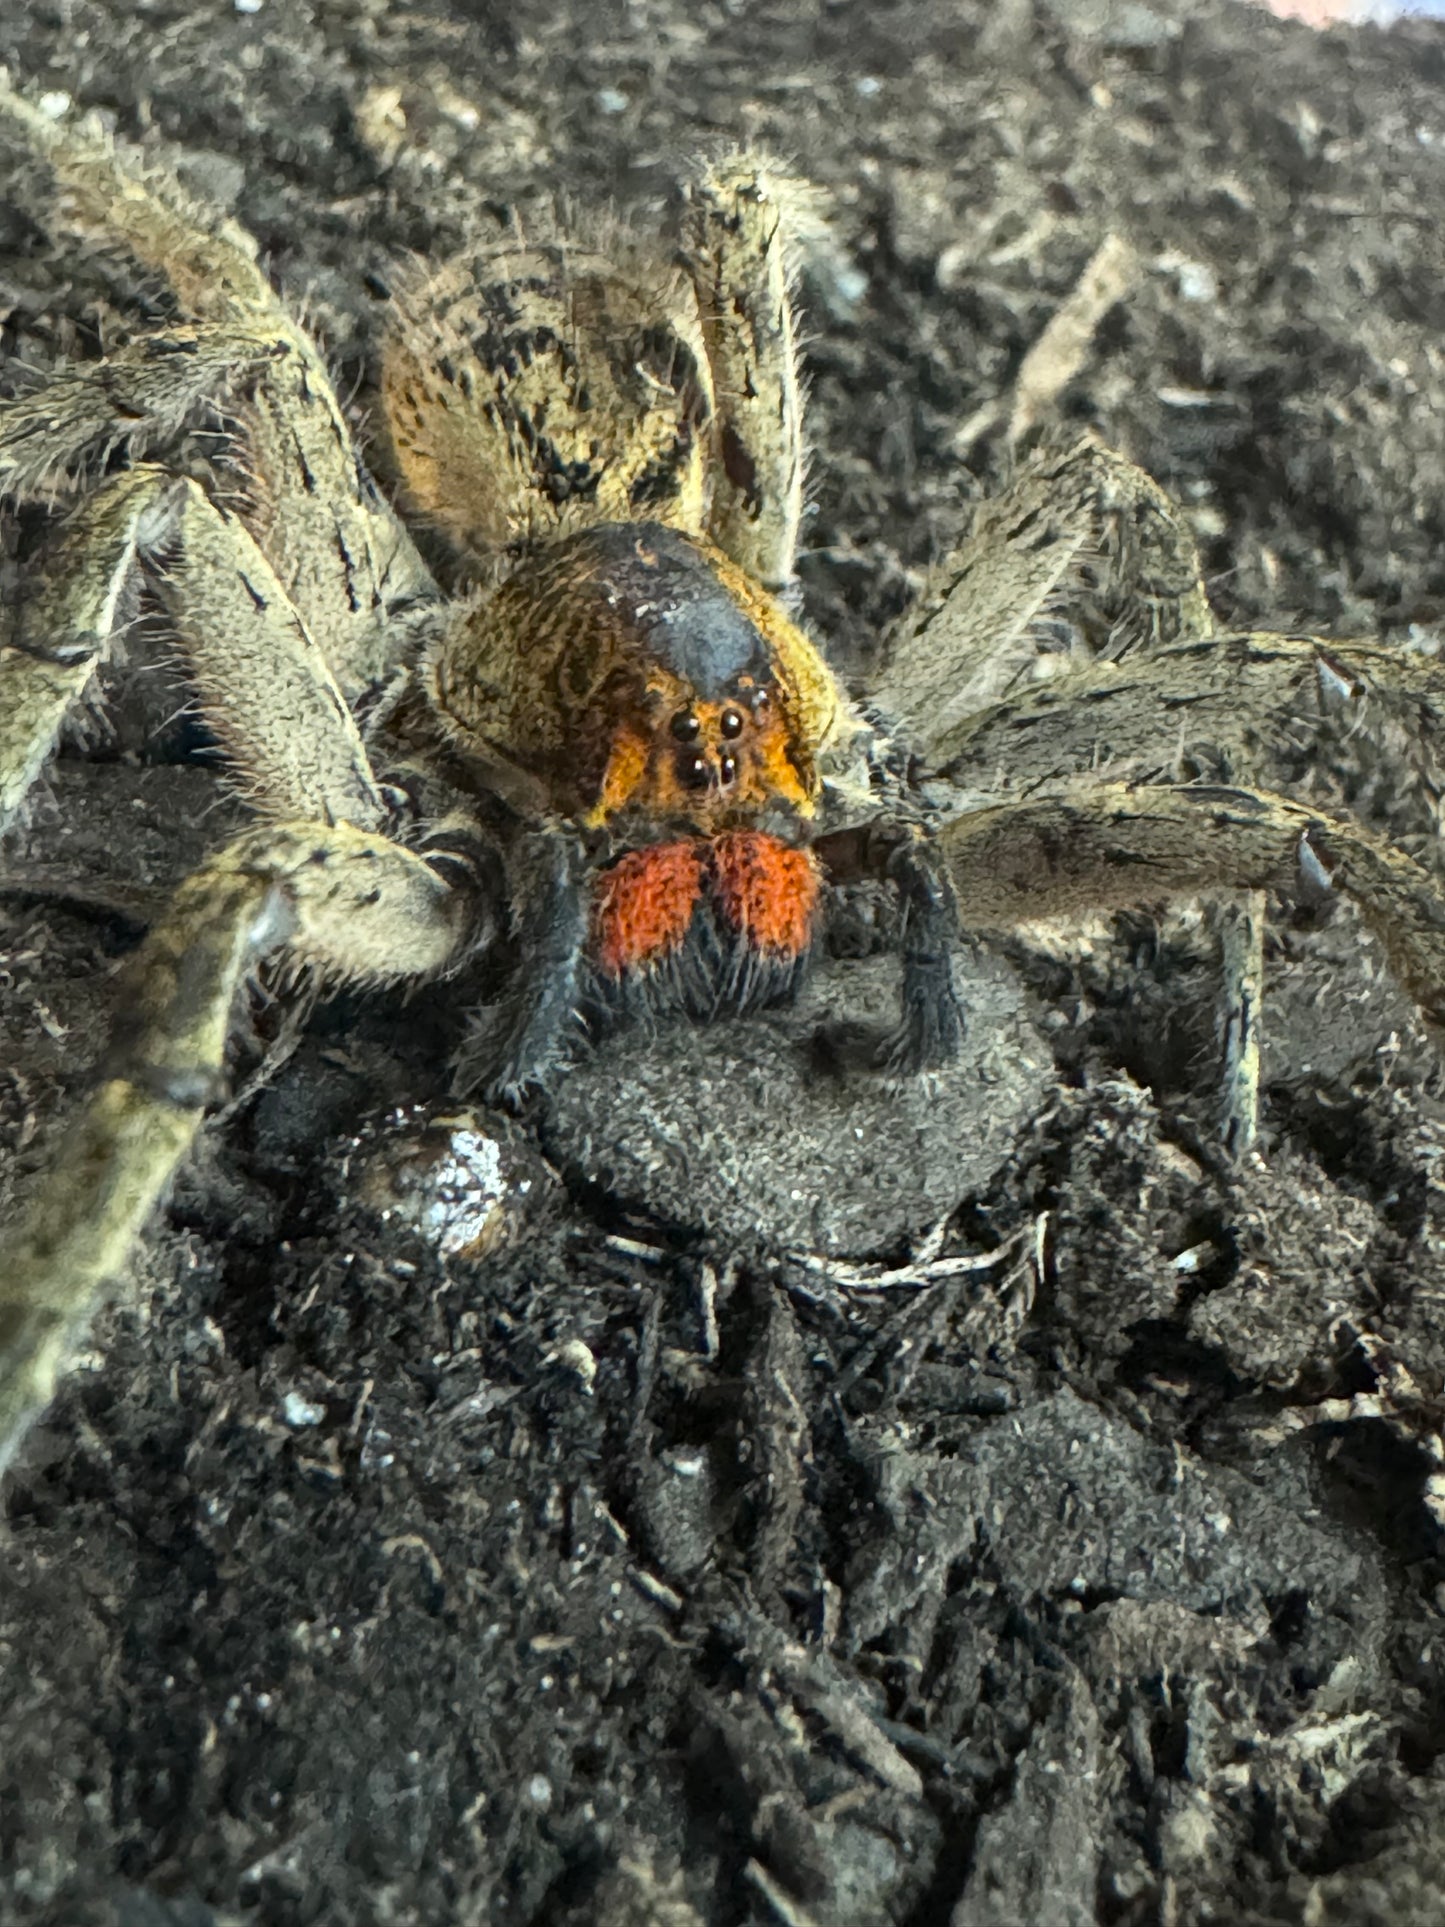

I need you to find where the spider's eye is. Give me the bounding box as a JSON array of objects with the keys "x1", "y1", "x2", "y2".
[
  {"x1": 671, "y1": 709, "x2": 701, "y2": 742},
  {"x1": 718, "y1": 750, "x2": 738, "y2": 786},
  {"x1": 750, "y1": 687, "x2": 771, "y2": 715},
  {"x1": 720, "y1": 706, "x2": 745, "y2": 740},
  {"x1": 678, "y1": 751, "x2": 712, "y2": 789}
]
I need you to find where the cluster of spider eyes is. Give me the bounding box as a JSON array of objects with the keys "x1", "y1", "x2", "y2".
[{"x1": 669, "y1": 689, "x2": 770, "y2": 791}]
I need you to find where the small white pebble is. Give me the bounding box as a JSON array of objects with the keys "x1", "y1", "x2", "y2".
[
  {"x1": 527, "y1": 1774, "x2": 552, "y2": 1808},
  {"x1": 1175, "y1": 261, "x2": 1217, "y2": 303},
  {"x1": 855, "y1": 75, "x2": 882, "y2": 97},
  {"x1": 38, "y1": 90, "x2": 73, "y2": 119},
  {"x1": 234, "y1": 0, "x2": 264, "y2": 12},
  {"x1": 552, "y1": 1338, "x2": 597, "y2": 1393},
  {"x1": 281, "y1": 1391, "x2": 324, "y2": 1429},
  {"x1": 596, "y1": 87, "x2": 628, "y2": 115}
]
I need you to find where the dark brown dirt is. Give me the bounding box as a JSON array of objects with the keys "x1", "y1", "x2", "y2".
[{"x1": 3, "y1": 3, "x2": 1445, "y2": 1924}]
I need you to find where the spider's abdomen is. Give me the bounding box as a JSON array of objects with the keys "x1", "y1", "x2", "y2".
[
  {"x1": 427, "y1": 520, "x2": 856, "y2": 835},
  {"x1": 380, "y1": 242, "x2": 715, "y2": 559}
]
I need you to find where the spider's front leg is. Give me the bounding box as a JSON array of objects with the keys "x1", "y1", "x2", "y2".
[
  {"x1": 868, "y1": 437, "x2": 1217, "y2": 740},
  {"x1": 0, "y1": 78, "x2": 436, "y2": 712},
  {"x1": 685, "y1": 159, "x2": 808, "y2": 596},
  {"x1": 870, "y1": 438, "x2": 1415, "y2": 1151},
  {"x1": 0, "y1": 819, "x2": 482, "y2": 1473},
  {"x1": 937, "y1": 783, "x2": 1445, "y2": 1045},
  {"x1": 1, "y1": 528, "x2": 490, "y2": 1464},
  {"x1": 0, "y1": 456, "x2": 484, "y2": 1467}
]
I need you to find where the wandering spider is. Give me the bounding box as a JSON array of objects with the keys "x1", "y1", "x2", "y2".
[{"x1": 2, "y1": 75, "x2": 1445, "y2": 1471}]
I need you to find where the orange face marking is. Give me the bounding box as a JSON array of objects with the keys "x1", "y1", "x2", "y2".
[
  {"x1": 587, "y1": 723, "x2": 652, "y2": 828},
  {"x1": 710, "y1": 831, "x2": 821, "y2": 958},
  {"x1": 593, "y1": 841, "x2": 707, "y2": 976}
]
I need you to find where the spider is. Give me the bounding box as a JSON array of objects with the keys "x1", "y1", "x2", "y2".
[{"x1": 2, "y1": 77, "x2": 1445, "y2": 1473}]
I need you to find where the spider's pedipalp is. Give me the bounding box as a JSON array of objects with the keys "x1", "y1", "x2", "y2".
[
  {"x1": 0, "y1": 819, "x2": 481, "y2": 1473},
  {"x1": 812, "y1": 821, "x2": 965, "y2": 1072},
  {"x1": 455, "y1": 825, "x2": 593, "y2": 1104},
  {"x1": 886, "y1": 833, "x2": 967, "y2": 1072}
]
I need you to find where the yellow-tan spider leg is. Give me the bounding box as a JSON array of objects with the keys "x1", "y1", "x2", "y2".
[
  {"x1": 0, "y1": 72, "x2": 277, "y2": 322},
  {"x1": 0, "y1": 464, "x2": 388, "y2": 836},
  {"x1": 1067, "y1": 445, "x2": 1272, "y2": 1153},
  {"x1": 0, "y1": 330, "x2": 434, "y2": 706},
  {"x1": 0, "y1": 326, "x2": 289, "y2": 501},
  {"x1": 941, "y1": 779, "x2": 1445, "y2": 1042},
  {"x1": 685, "y1": 158, "x2": 807, "y2": 594},
  {"x1": 921, "y1": 633, "x2": 1445, "y2": 803},
  {"x1": 0, "y1": 821, "x2": 476, "y2": 1473},
  {"x1": 925, "y1": 629, "x2": 1445, "y2": 1144},
  {"x1": 928, "y1": 616, "x2": 1445, "y2": 1148},
  {"x1": 873, "y1": 441, "x2": 1439, "y2": 1149},
  {"x1": 0, "y1": 78, "x2": 435, "y2": 698},
  {"x1": 869, "y1": 438, "x2": 1218, "y2": 737}
]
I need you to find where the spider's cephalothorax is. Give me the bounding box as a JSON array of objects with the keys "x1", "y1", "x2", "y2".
[
  {"x1": 4, "y1": 76, "x2": 1445, "y2": 1468},
  {"x1": 421, "y1": 518, "x2": 859, "y2": 1029}
]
